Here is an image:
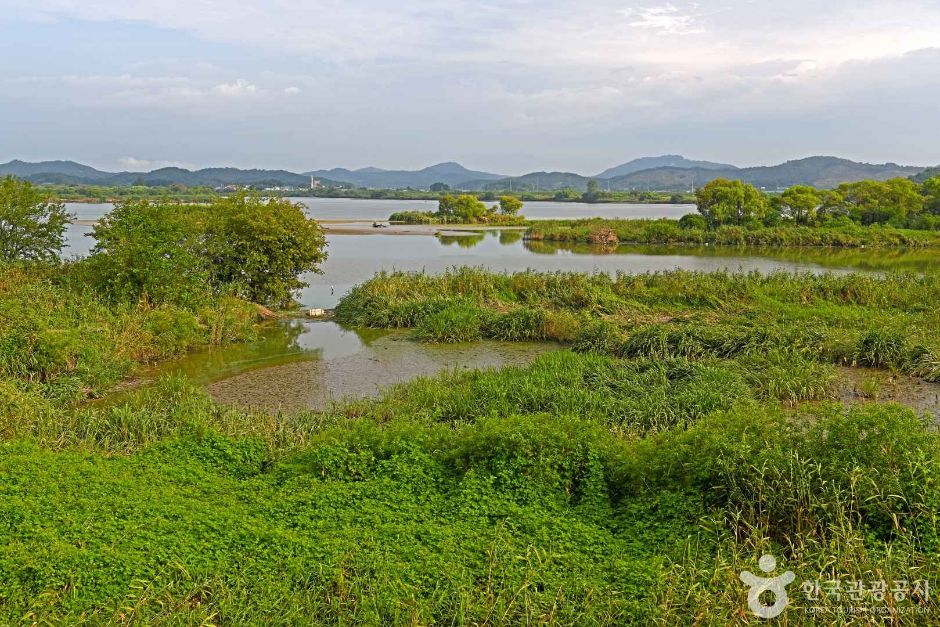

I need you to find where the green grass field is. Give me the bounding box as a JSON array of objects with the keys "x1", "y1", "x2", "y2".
[{"x1": 2, "y1": 264, "x2": 940, "y2": 624}]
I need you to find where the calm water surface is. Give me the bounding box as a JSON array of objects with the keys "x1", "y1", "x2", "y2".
[
  {"x1": 287, "y1": 197, "x2": 694, "y2": 221},
  {"x1": 66, "y1": 198, "x2": 692, "y2": 222},
  {"x1": 149, "y1": 320, "x2": 555, "y2": 411}
]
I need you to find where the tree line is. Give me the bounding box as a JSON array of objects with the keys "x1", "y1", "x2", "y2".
[{"x1": 694, "y1": 176, "x2": 940, "y2": 230}]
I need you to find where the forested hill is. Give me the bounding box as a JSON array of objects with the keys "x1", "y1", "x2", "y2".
[
  {"x1": 594, "y1": 155, "x2": 737, "y2": 179},
  {"x1": 303, "y1": 162, "x2": 507, "y2": 189},
  {"x1": 0, "y1": 161, "x2": 339, "y2": 188},
  {"x1": 0, "y1": 155, "x2": 931, "y2": 191},
  {"x1": 601, "y1": 157, "x2": 926, "y2": 192},
  {"x1": 463, "y1": 157, "x2": 928, "y2": 192}
]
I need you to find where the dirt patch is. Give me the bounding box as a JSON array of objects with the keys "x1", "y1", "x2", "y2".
[{"x1": 836, "y1": 366, "x2": 940, "y2": 421}]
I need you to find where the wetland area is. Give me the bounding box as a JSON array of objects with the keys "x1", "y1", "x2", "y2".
[{"x1": 63, "y1": 199, "x2": 940, "y2": 417}]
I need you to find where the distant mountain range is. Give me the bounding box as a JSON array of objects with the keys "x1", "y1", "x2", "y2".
[
  {"x1": 0, "y1": 159, "x2": 339, "y2": 188},
  {"x1": 466, "y1": 157, "x2": 926, "y2": 192},
  {"x1": 594, "y1": 155, "x2": 737, "y2": 179},
  {"x1": 304, "y1": 162, "x2": 505, "y2": 189},
  {"x1": 0, "y1": 155, "x2": 933, "y2": 192}
]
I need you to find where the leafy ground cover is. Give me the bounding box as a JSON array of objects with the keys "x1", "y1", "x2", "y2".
[{"x1": 2, "y1": 266, "x2": 940, "y2": 624}]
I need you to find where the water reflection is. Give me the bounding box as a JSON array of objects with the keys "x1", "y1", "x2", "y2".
[
  {"x1": 148, "y1": 320, "x2": 555, "y2": 411},
  {"x1": 527, "y1": 242, "x2": 940, "y2": 273},
  {"x1": 498, "y1": 230, "x2": 524, "y2": 245},
  {"x1": 145, "y1": 319, "x2": 374, "y2": 384},
  {"x1": 438, "y1": 232, "x2": 487, "y2": 248}
]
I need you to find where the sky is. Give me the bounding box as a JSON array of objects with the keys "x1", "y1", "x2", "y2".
[{"x1": 1, "y1": 0, "x2": 939, "y2": 175}]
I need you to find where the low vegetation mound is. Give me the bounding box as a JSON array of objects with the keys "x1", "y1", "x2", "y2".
[
  {"x1": 390, "y1": 194, "x2": 526, "y2": 225},
  {"x1": 337, "y1": 268, "x2": 940, "y2": 383}
]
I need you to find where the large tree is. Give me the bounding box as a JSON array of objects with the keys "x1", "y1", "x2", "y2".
[
  {"x1": 922, "y1": 176, "x2": 940, "y2": 214},
  {"x1": 88, "y1": 200, "x2": 210, "y2": 307},
  {"x1": 437, "y1": 194, "x2": 488, "y2": 222},
  {"x1": 780, "y1": 185, "x2": 821, "y2": 225},
  {"x1": 695, "y1": 178, "x2": 769, "y2": 226},
  {"x1": 202, "y1": 194, "x2": 327, "y2": 306},
  {"x1": 497, "y1": 195, "x2": 523, "y2": 215},
  {"x1": 89, "y1": 194, "x2": 327, "y2": 307},
  {"x1": 0, "y1": 177, "x2": 72, "y2": 262},
  {"x1": 827, "y1": 178, "x2": 924, "y2": 225}
]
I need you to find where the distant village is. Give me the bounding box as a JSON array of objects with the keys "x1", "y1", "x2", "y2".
[{"x1": 214, "y1": 176, "x2": 338, "y2": 193}]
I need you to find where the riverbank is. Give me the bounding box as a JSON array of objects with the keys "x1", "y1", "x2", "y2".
[
  {"x1": 76, "y1": 215, "x2": 940, "y2": 249},
  {"x1": 321, "y1": 220, "x2": 526, "y2": 236}
]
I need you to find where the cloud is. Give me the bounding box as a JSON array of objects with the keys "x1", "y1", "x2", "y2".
[
  {"x1": 3, "y1": 73, "x2": 303, "y2": 113},
  {"x1": 1, "y1": 1, "x2": 939, "y2": 169},
  {"x1": 619, "y1": 4, "x2": 705, "y2": 35},
  {"x1": 213, "y1": 78, "x2": 258, "y2": 98}
]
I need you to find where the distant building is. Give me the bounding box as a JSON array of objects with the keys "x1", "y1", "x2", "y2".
[{"x1": 310, "y1": 176, "x2": 322, "y2": 189}]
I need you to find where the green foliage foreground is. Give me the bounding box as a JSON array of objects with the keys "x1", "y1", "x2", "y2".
[
  {"x1": 2, "y1": 365, "x2": 939, "y2": 623},
  {"x1": 2, "y1": 266, "x2": 940, "y2": 623}
]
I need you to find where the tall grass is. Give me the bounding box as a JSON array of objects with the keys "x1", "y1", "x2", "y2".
[
  {"x1": 526, "y1": 218, "x2": 940, "y2": 248},
  {"x1": 0, "y1": 263, "x2": 258, "y2": 402},
  {"x1": 337, "y1": 268, "x2": 940, "y2": 381}
]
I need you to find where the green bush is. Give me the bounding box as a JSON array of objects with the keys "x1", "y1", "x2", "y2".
[
  {"x1": 88, "y1": 194, "x2": 327, "y2": 307},
  {"x1": 678, "y1": 213, "x2": 707, "y2": 230},
  {"x1": 388, "y1": 210, "x2": 439, "y2": 224}
]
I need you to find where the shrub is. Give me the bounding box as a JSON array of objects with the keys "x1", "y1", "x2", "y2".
[
  {"x1": 0, "y1": 177, "x2": 72, "y2": 262},
  {"x1": 678, "y1": 213, "x2": 707, "y2": 230},
  {"x1": 88, "y1": 194, "x2": 327, "y2": 307},
  {"x1": 389, "y1": 210, "x2": 439, "y2": 224}
]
